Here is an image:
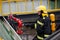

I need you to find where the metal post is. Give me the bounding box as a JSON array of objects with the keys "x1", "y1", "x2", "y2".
[
  {"x1": 8, "y1": 0, "x2": 11, "y2": 13},
  {"x1": 40, "y1": 0, "x2": 42, "y2": 5},
  {"x1": 25, "y1": 0, "x2": 27, "y2": 11},
  {"x1": 16, "y1": 0, "x2": 20, "y2": 12},
  {"x1": 48, "y1": 0, "x2": 50, "y2": 9},
  {"x1": 55, "y1": 0, "x2": 57, "y2": 9},
  {"x1": 0, "y1": 0, "x2": 2, "y2": 15},
  {"x1": 32, "y1": 0, "x2": 34, "y2": 12}
]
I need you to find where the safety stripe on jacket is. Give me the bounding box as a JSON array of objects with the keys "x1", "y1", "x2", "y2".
[
  {"x1": 37, "y1": 20, "x2": 44, "y2": 26},
  {"x1": 37, "y1": 35, "x2": 44, "y2": 40},
  {"x1": 44, "y1": 34, "x2": 49, "y2": 38},
  {"x1": 34, "y1": 23, "x2": 37, "y2": 29}
]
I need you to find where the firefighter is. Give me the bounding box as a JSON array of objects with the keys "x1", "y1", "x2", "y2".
[{"x1": 33, "y1": 5, "x2": 52, "y2": 40}]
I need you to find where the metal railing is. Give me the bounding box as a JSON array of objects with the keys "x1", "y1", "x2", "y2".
[
  {"x1": 0, "y1": 0, "x2": 60, "y2": 16},
  {"x1": 3, "y1": 17, "x2": 22, "y2": 40}
]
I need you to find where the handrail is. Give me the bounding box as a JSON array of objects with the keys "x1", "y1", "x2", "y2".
[
  {"x1": 1, "y1": 9, "x2": 60, "y2": 16},
  {"x1": 3, "y1": 17, "x2": 22, "y2": 40},
  {"x1": 0, "y1": 0, "x2": 60, "y2": 16},
  {"x1": 2, "y1": 0, "x2": 26, "y2": 2}
]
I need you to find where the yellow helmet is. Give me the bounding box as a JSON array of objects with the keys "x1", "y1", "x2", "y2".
[
  {"x1": 36, "y1": 5, "x2": 47, "y2": 13},
  {"x1": 42, "y1": 13, "x2": 48, "y2": 17}
]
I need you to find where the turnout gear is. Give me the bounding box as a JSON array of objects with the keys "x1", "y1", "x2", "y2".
[
  {"x1": 34, "y1": 16, "x2": 51, "y2": 40},
  {"x1": 33, "y1": 16, "x2": 51, "y2": 40},
  {"x1": 33, "y1": 5, "x2": 51, "y2": 40}
]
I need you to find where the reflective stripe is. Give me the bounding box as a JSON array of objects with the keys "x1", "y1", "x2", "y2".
[
  {"x1": 43, "y1": 17, "x2": 45, "y2": 19},
  {"x1": 34, "y1": 23, "x2": 37, "y2": 29},
  {"x1": 44, "y1": 34, "x2": 49, "y2": 37},
  {"x1": 37, "y1": 35, "x2": 43, "y2": 40},
  {"x1": 37, "y1": 21, "x2": 44, "y2": 26}
]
